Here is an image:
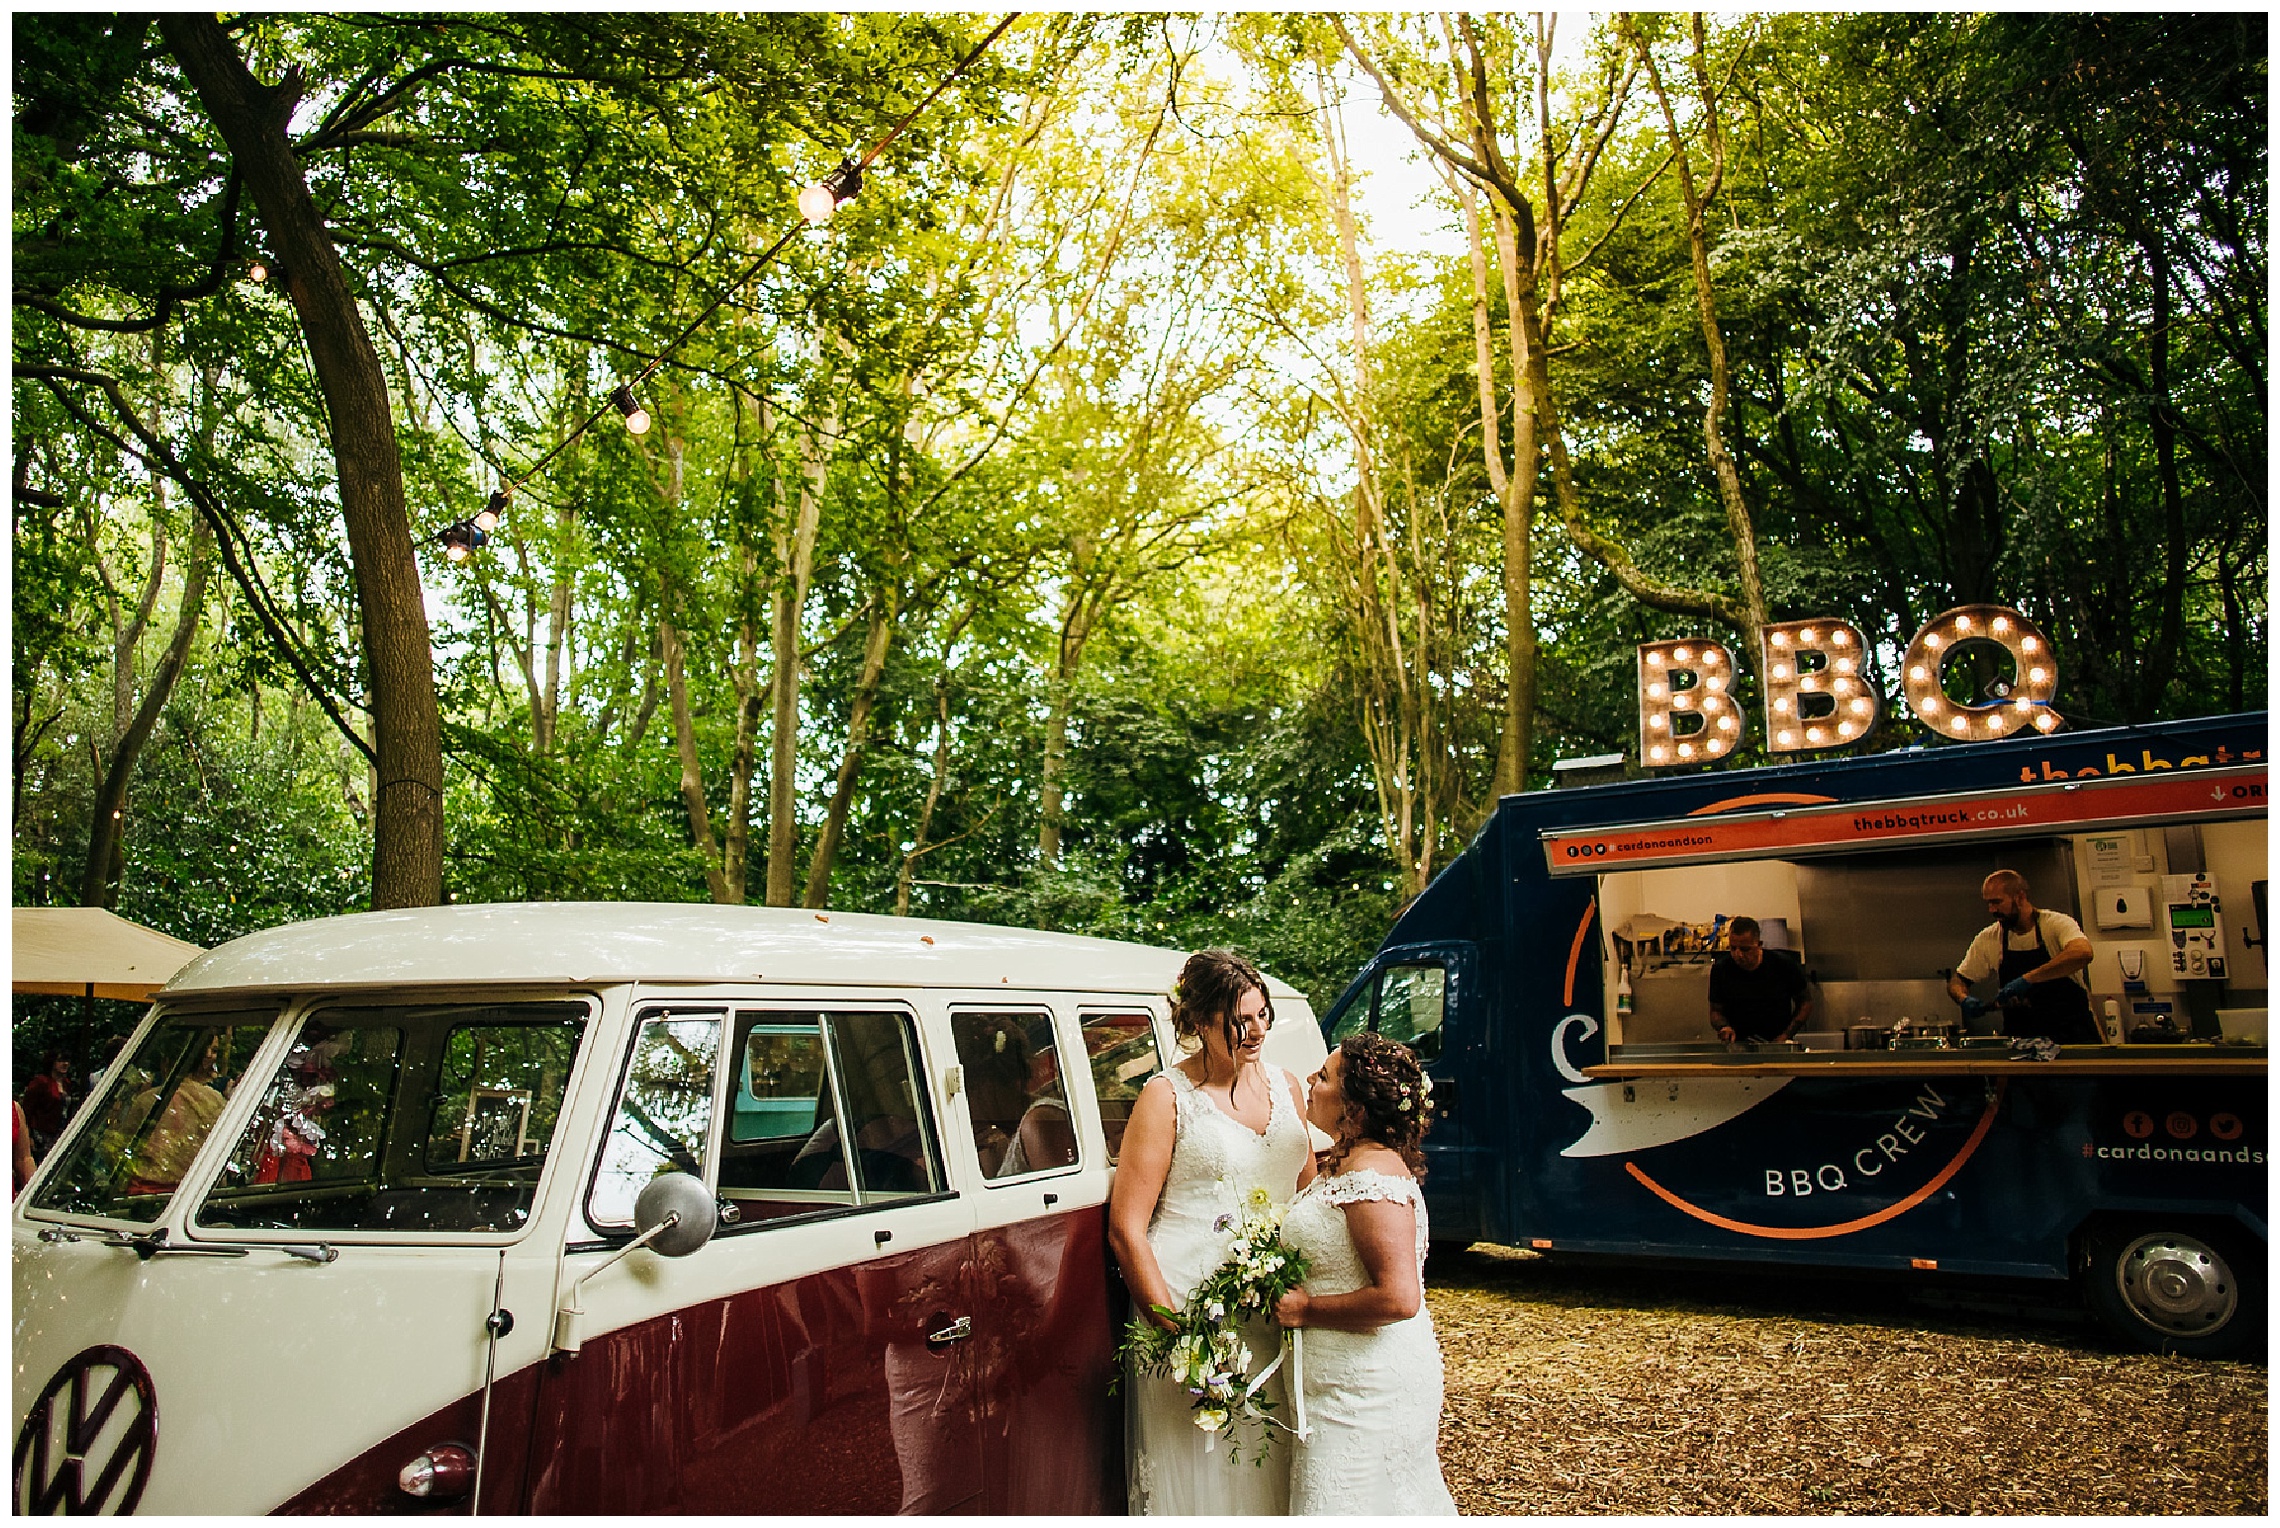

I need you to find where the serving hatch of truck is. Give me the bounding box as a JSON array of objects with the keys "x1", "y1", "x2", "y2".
[{"x1": 1323, "y1": 713, "x2": 2266, "y2": 1357}]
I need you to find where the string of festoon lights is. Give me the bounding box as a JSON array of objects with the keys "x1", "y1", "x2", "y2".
[{"x1": 434, "y1": 12, "x2": 1023, "y2": 563}]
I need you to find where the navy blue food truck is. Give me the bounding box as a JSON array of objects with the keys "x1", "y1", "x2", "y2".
[{"x1": 1324, "y1": 713, "x2": 2267, "y2": 1357}]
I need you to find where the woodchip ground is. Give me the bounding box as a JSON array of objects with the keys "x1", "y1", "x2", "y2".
[{"x1": 1429, "y1": 1244, "x2": 2267, "y2": 1515}]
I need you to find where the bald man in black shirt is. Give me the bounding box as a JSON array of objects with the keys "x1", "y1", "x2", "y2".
[{"x1": 1708, "y1": 917, "x2": 1813, "y2": 1043}]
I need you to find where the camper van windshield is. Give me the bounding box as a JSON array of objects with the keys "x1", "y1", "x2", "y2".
[
  {"x1": 190, "y1": 1001, "x2": 588, "y2": 1238},
  {"x1": 29, "y1": 1012, "x2": 276, "y2": 1224}
]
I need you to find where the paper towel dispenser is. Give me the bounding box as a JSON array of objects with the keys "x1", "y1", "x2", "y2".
[{"x1": 2092, "y1": 885, "x2": 2153, "y2": 930}]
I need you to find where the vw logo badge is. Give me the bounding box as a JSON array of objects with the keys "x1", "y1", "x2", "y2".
[{"x1": 13, "y1": 1345, "x2": 157, "y2": 1515}]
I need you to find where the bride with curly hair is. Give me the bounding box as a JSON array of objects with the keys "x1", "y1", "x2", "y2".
[{"x1": 1273, "y1": 1031, "x2": 1459, "y2": 1515}]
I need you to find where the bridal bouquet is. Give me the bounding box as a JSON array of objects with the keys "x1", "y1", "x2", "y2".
[{"x1": 1121, "y1": 1191, "x2": 1311, "y2": 1462}]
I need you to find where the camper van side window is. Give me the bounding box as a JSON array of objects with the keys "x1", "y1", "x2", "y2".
[
  {"x1": 196, "y1": 1003, "x2": 588, "y2": 1238},
  {"x1": 953, "y1": 1009, "x2": 1079, "y2": 1180},
  {"x1": 1079, "y1": 1011, "x2": 1161, "y2": 1162},
  {"x1": 708, "y1": 1009, "x2": 947, "y2": 1230},
  {"x1": 589, "y1": 1012, "x2": 722, "y2": 1231},
  {"x1": 1376, "y1": 964, "x2": 1448, "y2": 1062}
]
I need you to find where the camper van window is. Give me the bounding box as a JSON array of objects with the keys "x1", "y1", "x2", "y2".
[
  {"x1": 1080, "y1": 1011, "x2": 1162, "y2": 1162},
  {"x1": 953, "y1": 1009, "x2": 1079, "y2": 1181},
  {"x1": 590, "y1": 1012, "x2": 722, "y2": 1231},
  {"x1": 194, "y1": 1003, "x2": 587, "y2": 1237},
  {"x1": 30, "y1": 1014, "x2": 272, "y2": 1224},
  {"x1": 1376, "y1": 964, "x2": 1448, "y2": 1061},
  {"x1": 613, "y1": 1008, "x2": 947, "y2": 1234}
]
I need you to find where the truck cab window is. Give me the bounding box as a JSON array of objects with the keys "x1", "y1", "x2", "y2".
[
  {"x1": 196, "y1": 1002, "x2": 587, "y2": 1237},
  {"x1": 1376, "y1": 964, "x2": 1447, "y2": 1061},
  {"x1": 1079, "y1": 1011, "x2": 1161, "y2": 1162},
  {"x1": 590, "y1": 1011, "x2": 721, "y2": 1230},
  {"x1": 954, "y1": 1010, "x2": 1078, "y2": 1180},
  {"x1": 31, "y1": 1015, "x2": 272, "y2": 1224}
]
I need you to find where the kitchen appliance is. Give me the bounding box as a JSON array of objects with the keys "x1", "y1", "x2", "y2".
[
  {"x1": 1847, "y1": 1023, "x2": 1889, "y2": 1051},
  {"x1": 2161, "y1": 873, "x2": 2228, "y2": 980}
]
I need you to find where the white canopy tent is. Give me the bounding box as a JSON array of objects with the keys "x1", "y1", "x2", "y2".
[{"x1": 12, "y1": 907, "x2": 206, "y2": 1001}]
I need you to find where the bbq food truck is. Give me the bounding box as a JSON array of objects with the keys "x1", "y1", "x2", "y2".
[
  {"x1": 10, "y1": 905, "x2": 1327, "y2": 1515},
  {"x1": 1326, "y1": 713, "x2": 2266, "y2": 1356}
]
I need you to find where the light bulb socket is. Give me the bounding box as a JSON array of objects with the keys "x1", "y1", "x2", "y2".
[
  {"x1": 436, "y1": 520, "x2": 488, "y2": 561},
  {"x1": 611, "y1": 385, "x2": 652, "y2": 434},
  {"x1": 822, "y1": 157, "x2": 863, "y2": 206},
  {"x1": 474, "y1": 490, "x2": 509, "y2": 534}
]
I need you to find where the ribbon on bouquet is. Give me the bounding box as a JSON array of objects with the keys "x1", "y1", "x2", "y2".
[{"x1": 1241, "y1": 1330, "x2": 1309, "y2": 1440}]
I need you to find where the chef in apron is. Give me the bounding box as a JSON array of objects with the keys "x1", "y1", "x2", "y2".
[{"x1": 1945, "y1": 869, "x2": 2101, "y2": 1044}]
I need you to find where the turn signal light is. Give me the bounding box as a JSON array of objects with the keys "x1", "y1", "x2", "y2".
[
  {"x1": 1909, "y1": 1257, "x2": 1938, "y2": 1271},
  {"x1": 399, "y1": 1443, "x2": 475, "y2": 1499}
]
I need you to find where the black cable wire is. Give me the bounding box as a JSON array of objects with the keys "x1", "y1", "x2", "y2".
[{"x1": 474, "y1": 12, "x2": 1022, "y2": 524}]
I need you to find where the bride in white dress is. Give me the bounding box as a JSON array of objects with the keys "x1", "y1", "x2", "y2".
[
  {"x1": 1273, "y1": 1033, "x2": 1459, "y2": 1515},
  {"x1": 1108, "y1": 949, "x2": 1315, "y2": 1514}
]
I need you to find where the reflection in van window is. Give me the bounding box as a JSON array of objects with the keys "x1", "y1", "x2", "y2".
[
  {"x1": 589, "y1": 1012, "x2": 720, "y2": 1230},
  {"x1": 30, "y1": 1016, "x2": 271, "y2": 1224},
  {"x1": 1080, "y1": 1012, "x2": 1162, "y2": 1163},
  {"x1": 708, "y1": 1010, "x2": 943, "y2": 1229},
  {"x1": 954, "y1": 1010, "x2": 1078, "y2": 1180},
  {"x1": 195, "y1": 1003, "x2": 586, "y2": 1237}
]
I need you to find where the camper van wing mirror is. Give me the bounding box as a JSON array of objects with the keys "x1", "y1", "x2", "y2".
[{"x1": 634, "y1": 1172, "x2": 717, "y2": 1258}]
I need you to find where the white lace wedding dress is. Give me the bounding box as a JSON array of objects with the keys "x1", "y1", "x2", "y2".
[
  {"x1": 1127, "y1": 1063, "x2": 1311, "y2": 1515},
  {"x1": 1281, "y1": 1167, "x2": 1459, "y2": 1515}
]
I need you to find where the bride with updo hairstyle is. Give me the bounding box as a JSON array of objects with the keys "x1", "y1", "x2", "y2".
[
  {"x1": 1272, "y1": 1032, "x2": 1459, "y2": 1515},
  {"x1": 1108, "y1": 949, "x2": 1315, "y2": 1514}
]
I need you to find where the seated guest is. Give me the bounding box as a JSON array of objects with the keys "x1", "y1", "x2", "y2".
[{"x1": 1708, "y1": 917, "x2": 1812, "y2": 1043}]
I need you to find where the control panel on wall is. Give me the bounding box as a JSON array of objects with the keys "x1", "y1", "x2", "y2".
[{"x1": 2161, "y1": 873, "x2": 2226, "y2": 981}]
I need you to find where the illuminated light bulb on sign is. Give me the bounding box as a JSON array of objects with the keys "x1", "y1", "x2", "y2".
[
  {"x1": 1899, "y1": 603, "x2": 2061, "y2": 745},
  {"x1": 1638, "y1": 640, "x2": 1741, "y2": 768},
  {"x1": 1852, "y1": 698, "x2": 1872, "y2": 715},
  {"x1": 1761, "y1": 618, "x2": 1868, "y2": 755}
]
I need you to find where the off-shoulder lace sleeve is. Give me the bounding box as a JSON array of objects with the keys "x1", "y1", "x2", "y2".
[{"x1": 1309, "y1": 1168, "x2": 1430, "y2": 1271}]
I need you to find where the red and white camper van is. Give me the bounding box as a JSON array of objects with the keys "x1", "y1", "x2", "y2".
[{"x1": 10, "y1": 904, "x2": 1326, "y2": 1514}]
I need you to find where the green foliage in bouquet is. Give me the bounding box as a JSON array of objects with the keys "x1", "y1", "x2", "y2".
[{"x1": 1119, "y1": 1199, "x2": 1312, "y2": 1463}]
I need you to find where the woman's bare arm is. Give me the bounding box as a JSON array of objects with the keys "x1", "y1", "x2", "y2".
[{"x1": 1106, "y1": 1075, "x2": 1181, "y2": 1327}]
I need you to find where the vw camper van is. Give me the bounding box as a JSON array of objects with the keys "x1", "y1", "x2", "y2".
[{"x1": 11, "y1": 904, "x2": 1327, "y2": 1514}]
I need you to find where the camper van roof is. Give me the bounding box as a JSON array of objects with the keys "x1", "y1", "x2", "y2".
[{"x1": 162, "y1": 902, "x2": 1298, "y2": 1001}]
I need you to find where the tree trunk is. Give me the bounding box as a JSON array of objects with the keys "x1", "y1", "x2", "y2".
[
  {"x1": 896, "y1": 674, "x2": 955, "y2": 917},
  {"x1": 661, "y1": 616, "x2": 730, "y2": 903},
  {"x1": 803, "y1": 590, "x2": 898, "y2": 908},
  {"x1": 162, "y1": 15, "x2": 443, "y2": 907},
  {"x1": 765, "y1": 402, "x2": 830, "y2": 906},
  {"x1": 82, "y1": 518, "x2": 213, "y2": 907},
  {"x1": 1634, "y1": 15, "x2": 1770, "y2": 659}
]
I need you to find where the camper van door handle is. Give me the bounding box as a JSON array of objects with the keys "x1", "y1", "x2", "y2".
[{"x1": 926, "y1": 1314, "x2": 973, "y2": 1349}]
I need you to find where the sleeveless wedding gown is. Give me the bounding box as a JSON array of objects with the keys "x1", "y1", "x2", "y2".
[
  {"x1": 1127, "y1": 1063, "x2": 1311, "y2": 1515},
  {"x1": 1280, "y1": 1167, "x2": 1459, "y2": 1515}
]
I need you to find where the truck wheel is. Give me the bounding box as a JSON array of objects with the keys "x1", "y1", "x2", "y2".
[{"x1": 2082, "y1": 1224, "x2": 2261, "y2": 1359}]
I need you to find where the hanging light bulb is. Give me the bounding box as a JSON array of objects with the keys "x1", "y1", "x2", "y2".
[
  {"x1": 611, "y1": 385, "x2": 651, "y2": 435},
  {"x1": 474, "y1": 490, "x2": 509, "y2": 534},
  {"x1": 437, "y1": 521, "x2": 487, "y2": 563},
  {"x1": 247, "y1": 260, "x2": 269, "y2": 284},
  {"x1": 800, "y1": 157, "x2": 865, "y2": 224}
]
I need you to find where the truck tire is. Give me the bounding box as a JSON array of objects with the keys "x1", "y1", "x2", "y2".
[{"x1": 2081, "y1": 1222, "x2": 2262, "y2": 1359}]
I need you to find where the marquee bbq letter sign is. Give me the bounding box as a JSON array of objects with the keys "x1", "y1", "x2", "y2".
[{"x1": 1639, "y1": 604, "x2": 2061, "y2": 768}]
